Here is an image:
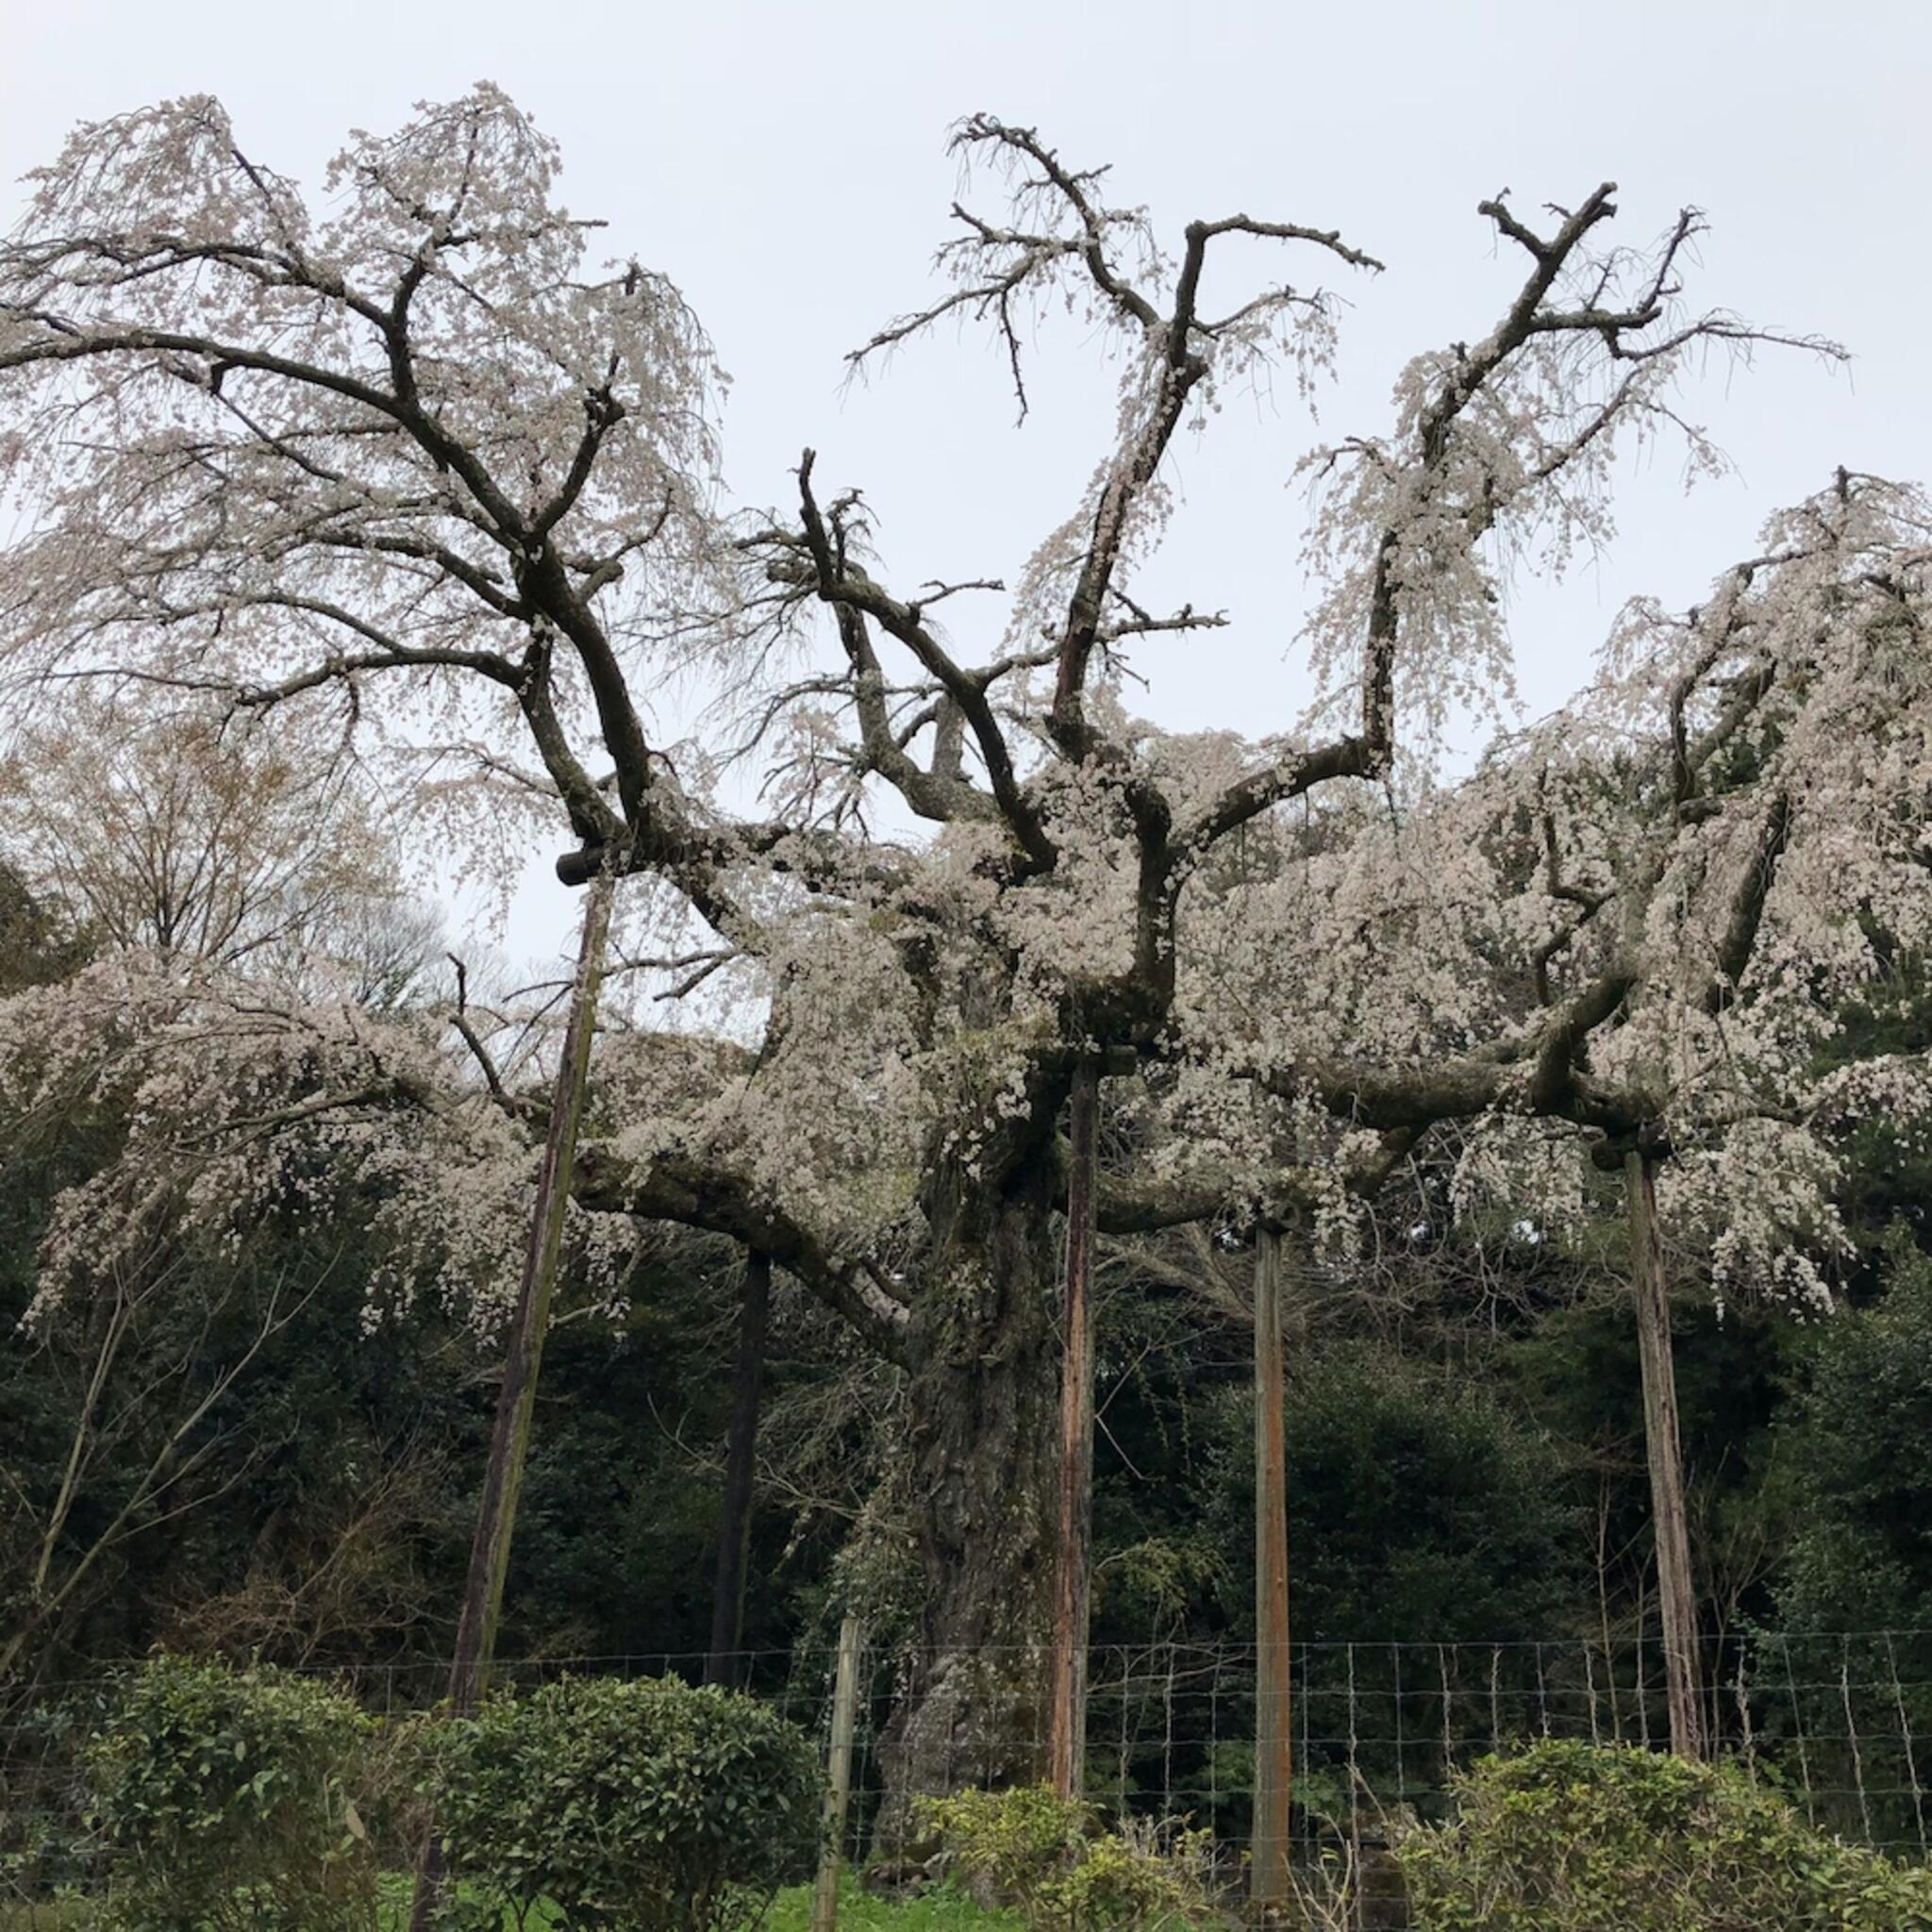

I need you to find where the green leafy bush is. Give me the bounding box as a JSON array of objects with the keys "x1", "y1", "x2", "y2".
[
  {"x1": 1396, "y1": 1738, "x2": 1932, "y2": 1931},
  {"x1": 424, "y1": 1674, "x2": 822, "y2": 1931},
  {"x1": 83, "y1": 1654, "x2": 378, "y2": 1930},
  {"x1": 917, "y1": 1786, "x2": 1213, "y2": 1932}
]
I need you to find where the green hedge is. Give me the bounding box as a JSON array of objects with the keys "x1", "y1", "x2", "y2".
[
  {"x1": 423, "y1": 1674, "x2": 822, "y2": 1932},
  {"x1": 71, "y1": 1660, "x2": 822, "y2": 1932},
  {"x1": 1397, "y1": 1738, "x2": 1932, "y2": 1931},
  {"x1": 83, "y1": 1655, "x2": 379, "y2": 1930}
]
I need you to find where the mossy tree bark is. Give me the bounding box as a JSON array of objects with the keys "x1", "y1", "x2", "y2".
[{"x1": 875, "y1": 1166, "x2": 1061, "y2": 1839}]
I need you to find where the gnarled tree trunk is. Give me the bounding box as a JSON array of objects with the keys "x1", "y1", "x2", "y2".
[{"x1": 875, "y1": 1167, "x2": 1060, "y2": 1841}]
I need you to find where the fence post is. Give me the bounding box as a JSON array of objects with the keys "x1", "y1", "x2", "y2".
[
  {"x1": 812, "y1": 1612, "x2": 866, "y2": 1932},
  {"x1": 1251, "y1": 1223, "x2": 1291, "y2": 1920}
]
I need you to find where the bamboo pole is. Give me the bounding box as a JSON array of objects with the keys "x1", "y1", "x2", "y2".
[
  {"x1": 410, "y1": 865, "x2": 616, "y2": 1932},
  {"x1": 1624, "y1": 1149, "x2": 1706, "y2": 1760},
  {"x1": 1048, "y1": 1063, "x2": 1100, "y2": 1800},
  {"x1": 1251, "y1": 1224, "x2": 1292, "y2": 1917},
  {"x1": 811, "y1": 1611, "x2": 866, "y2": 1932}
]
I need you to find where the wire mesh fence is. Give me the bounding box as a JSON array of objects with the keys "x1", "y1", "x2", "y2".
[
  {"x1": 6, "y1": 1628, "x2": 1932, "y2": 1921},
  {"x1": 784, "y1": 1628, "x2": 1932, "y2": 1868}
]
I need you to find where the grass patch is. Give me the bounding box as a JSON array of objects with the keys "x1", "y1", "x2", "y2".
[
  {"x1": 375, "y1": 1872, "x2": 559, "y2": 1925},
  {"x1": 767, "y1": 1875, "x2": 1021, "y2": 1932},
  {"x1": 4, "y1": 1874, "x2": 1019, "y2": 1932}
]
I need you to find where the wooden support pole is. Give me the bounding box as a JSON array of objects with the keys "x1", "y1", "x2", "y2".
[
  {"x1": 1624, "y1": 1149, "x2": 1706, "y2": 1761},
  {"x1": 1251, "y1": 1224, "x2": 1292, "y2": 1918},
  {"x1": 706, "y1": 1248, "x2": 773, "y2": 1687},
  {"x1": 811, "y1": 1611, "x2": 866, "y2": 1932},
  {"x1": 1048, "y1": 1063, "x2": 1100, "y2": 1801},
  {"x1": 410, "y1": 865, "x2": 616, "y2": 1932}
]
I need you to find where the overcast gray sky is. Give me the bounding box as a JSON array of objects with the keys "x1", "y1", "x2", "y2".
[{"x1": 6, "y1": 0, "x2": 1927, "y2": 965}]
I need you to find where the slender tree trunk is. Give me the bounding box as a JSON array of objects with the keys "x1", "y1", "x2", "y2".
[
  {"x1": 2, "y1": 1271, "x2": 303, "y2": 1682},
  {"x1": 1250, "y1": 1224, "x2": 1291, "y2": 1918},
  {"x1": 706, "y1": 1248, "x2": 772, "y2": 1688},
  {"x1": 874, "y1": 1172, "x2": 1060, "y2": 1846},
  {"x1": 1624, "y1": 1149, "x2": 1705, "y2": 1760},
  {"x1": 1048, "y1": 1066, "x2": 1099, "y2": 1800},
  {"x1": 409, "y1": 867, "x2": 615, "y2": 1932},
  {"x1": 32, "y1": 1277, "x2": 135, "y2": 1602},
  {"x1": 1, "y1": 1289, "x2": 137, "y2": 1683}
]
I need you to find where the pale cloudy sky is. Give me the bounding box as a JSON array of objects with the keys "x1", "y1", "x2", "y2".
[{"x1": 5, "y1": 0, "x2": 1927, "y2": 963}]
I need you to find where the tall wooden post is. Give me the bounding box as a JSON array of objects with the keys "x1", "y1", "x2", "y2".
[
  {"x1": 1251, "y1": 1224, "x2": 1292, "y2": 1918},
  {"x1": 811, "y1": 1612, "x2": 866, "y2": 1932},
  {"x1": 706, "y1": 1248, "x2": 773, "y2": 1687},
  {"x1": 1624, "y1": 1150, "x2": 1706, "y2": 1760},
  {"x1": 410, "y1": 865, "x2": 616, "y2": 1932},
  {"x1": 1048, "y1": 1063, "x2": 1099, "y2": 1800}
]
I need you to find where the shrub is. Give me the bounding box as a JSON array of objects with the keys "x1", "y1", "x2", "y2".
[
  {"x1": 917, "y1": 1786, "x2": 1213, "y2": 1932},
  {"x1": 82, "y1": 1654, "x2": 378, "y2": 1931},
  {"x1": 1396, "y1": 1737, "x2": 1932, "y2": 1931},
  {"x1": 424, "y1": 1674, "x2": 823, "y2": 1932}
]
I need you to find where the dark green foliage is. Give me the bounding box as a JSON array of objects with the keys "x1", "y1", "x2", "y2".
[
  {"x1": 0, "y1": 863, "x2": 87, "y2": 993},
  {"x1": 1821, "y1": 953, "x2": 1932, "y2": 1263},
  {"x1": 1077, "y1": 1339, "x2": 1584, "y2": 1837},
  {"x1": 1508, "y1": 1291, "x2": 1790, "y2": 1633},
  {"x1": 496, "y1": 1269, "x2": 803, "y2": 1666},
  {"x1": 1773, "y1": 1233, "x2": 1932, "y2": 1637},
  {"x1": 82, "y1": 1655, "x2": 378, "y2": 1930},
  {"x1": 1208, "y1": 1347, "x2": 1581, "y2": 1642},
  {"x1": 0, "y1": 1176, "x2": 476, "y2": 1676},
  {"x1": 1744, "y1": 1235, "x2": 1932, "y2": 1848},
  {"x1": 1397, "y1": 1738, "x2": 1932, "y2": 1930},
  {"x1": 423, "y1": 1674, "x2": 823, "y2": 1932}
]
